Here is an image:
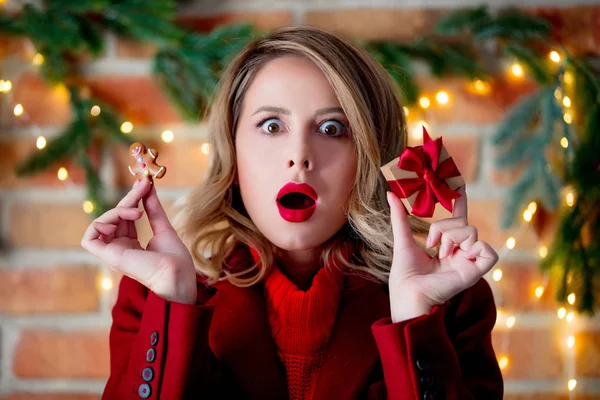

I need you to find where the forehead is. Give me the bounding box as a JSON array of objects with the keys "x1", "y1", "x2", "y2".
[{"x1": 243, "y1": 55, "x2": 341, "y2": 110}]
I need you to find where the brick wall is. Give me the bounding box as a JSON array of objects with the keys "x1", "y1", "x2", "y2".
[{"x1": 1, "y1": 0, "x2": 599, "y2": 398}]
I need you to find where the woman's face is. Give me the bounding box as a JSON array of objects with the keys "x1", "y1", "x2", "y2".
[{"x1": 235, "y1": 55, "x2": 357, "y2": 253}]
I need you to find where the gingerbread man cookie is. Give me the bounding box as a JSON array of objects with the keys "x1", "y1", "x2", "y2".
[{"x1": 128, "y1": 142, "x2": 166, "y2": 182}]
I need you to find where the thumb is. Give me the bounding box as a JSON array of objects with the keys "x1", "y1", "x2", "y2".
[{"x1": 387, "y1": 191, "x2": 416, "y2": 251}]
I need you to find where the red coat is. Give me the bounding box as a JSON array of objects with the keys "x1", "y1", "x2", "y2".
[{"x1": 103, "y1": 245, "x2": 503, "y2": 400}]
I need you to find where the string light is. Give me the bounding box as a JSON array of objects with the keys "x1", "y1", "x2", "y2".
[
  {"x1": 527, "y1": 201, "x2": 537, "y2": 214},
  {"x1": 554, "y1": 88, "x2": 562, "y2": 100},
  {"x1": 120, "y1": 121, "x2": 133, "y2": 134},
  {"x1": 435, "y1": 90, "x2": 449, "y2": 105},
  {"x1": 567, "y1": 335, "x2": 575, "y2": 348},
  {"x1": 36, "y1": 136, "x2": 47, "y2": 149},
  {"x1": 201, "y1": 143, "x2": 210, "y2": 155},
  {"x1": 549, "y1": 51, "x2": 561, "y2": 63},
  {"x1": 419, "y1": 96, "x2": 430, "y2": 109},
  {"x1": 506, "y1": 316, "x2": 516, "y2": 328},
  {"x1": 568, "y1": 379, "x2": 577, "y2": 391},
  {"x1": 411, "y1": 121, "x2": 429, "y2": 140},
  {"x1": 568, "y1": 293, "x2": 576, "y2": 305},
  {"x1": 563, "y1": 113, "x2": 572, "y2": 124},
  {"x1": 565, "y1": 192, "x2": 575, "y2": 207},
  {"x1": 562, "y1": 96, "x2": 571, "y2": 108},
  {"x1": 523, "y1": 209, "x2": 533, "y2": 222},
  {"x1": 90, "y1": 105, "x2": 101, "y2": 116},
  {"x1": 32, "y1": 53, "x2": 44, "y2": 65},
  {"x1": 563, "y1": 72, "x2": 573, "y2": 85},
  {"x1": 57, "y1": 167, "x2": 68, "y2": 181},
  {"x1": 82, "y1": 200, "x2": 94, "y2": 214},
  {"x1": 498, "y1": 356, "x2": 509, "y2": 370},
  {"x1": 505, "y1": 237, "x2": 516, "y2": 249},
  {"x1": 0, "y1": 79, "x2": 12, "y2": 93},
  {"x1": 567, "y1": 312, "x2": 575, "y2": 323},
  {"x1": 403, "y1": 107, "x2": 409, "y2": 116},
  {"x1": 161, "y1": 130, "x2": 174, "y2": 143},
  {"x1": 101, "y1": 277, "x2": 113, "y2": 291},
  {"x1": 539, "y1": 245, "x2": 548, "y2": 258},
  {"x1": 560, "y1": 137, "x2": 569, "y2": 148},
  {"x1": 14, "y1": 104, "x2": 24, "y2": 116},
  {"x1": 557, "y1": 307, "x2": 567, "y2": 319},
  {"x1": 535, "y1": 286, "x2": 544, "y2": 298},
  {"x1": 473, "y1": 79, "x2": 491, "y2": 95},
  {"x1": 511, "y1": 63, "x2": 524, "y2": 78},
  {"x1": 492, "y1": 269, "x2": 503, "y2": 282}
]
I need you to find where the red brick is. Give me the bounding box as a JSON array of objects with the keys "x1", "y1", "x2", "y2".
[
  {"x1": 9, "y1": 203, "x2": 91, "y2": 248},
  {"x1": 304, "y1": 8, "x2": 446, "y2": 42},
  {"x1": 13, "y1": 330, "x2": 109, "y2": 378},
  {"x1": 86, "y1": 76, "x2": 181, "y2": 125},
  {"x1": 177, "y1": 11, "x2": 293, "y2": 33},
  {"x1": 111, "y1": 139, "x2": 209, "y2": 188},
  {"x1": 116, "y1": 38, "x2": 157, "y2": 58},
  {"x1": 12, "y1": 73, "x2": 71, "y2": 126},
  {"x1": 576, "y1": 331, "x2": 600, "y2": 377},
  {"x1": 6, "y1": 395, "x2": 100, "y2": 400},
  {"x1": 424, "y1": 199, "x2": 540, "y2": 250},
  {"x1": 0, "y1": 138, "x2": 101, "y2": 188},
  {"x1": 492, "y1": 328, "x2": 563, "y2": 379},
  {"x1": 0, "y1": 266, "x2": 100, "y2": 314},
  {"x1": 493, "y1": 261, "x2": 558, "y2": 312},
  {"x1": 526, "y1": 6, "x2": 600, "y2": 57}
]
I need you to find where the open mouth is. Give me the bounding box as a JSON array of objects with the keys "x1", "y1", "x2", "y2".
[{"x1": 278, "y1": 192, "x2": 316, "y2": 210}]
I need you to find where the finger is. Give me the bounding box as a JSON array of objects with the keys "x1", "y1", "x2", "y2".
[
  {"x1": 116, "y1": 178, "x2": 152, "y2": 209},
  {"x1": 426, "y1": 216, "x2": 469, "y2": 248},
  {"x1": 82, "y1": 207, "x2": 142, "y2": 244},
  {"x1": 466, "y1": 241, "x2": 499, "y2": 275},
  {"x1": 142, "y1": 183, "x2": 174, "y2": 235},
  {"x1": 127, "y1": 220, "x2": 138, "y2": 240},
  {"x1": 452, "y1": 185, "x2": 468, "y2": 222},
  {"x1": 387, "y1": 191, "x2": 416, "y2": 250},
  {"x1": 438, "y1": 226, "x2": 478, "y2": 259},
  {"x1": 94, "y1": 221, "x2": 117, "y2": 237}
]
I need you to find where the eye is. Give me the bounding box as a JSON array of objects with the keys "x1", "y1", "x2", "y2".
[
  {"x1": 319, "y1": 120, "x2": 347, "y2": 137},
  {"x1": 256, "y1": 118, "x2": 284, "y2": 135}
]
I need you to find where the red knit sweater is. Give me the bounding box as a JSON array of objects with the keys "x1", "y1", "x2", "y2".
[{"x1": 250, "y1": 249, "x2": 345, "y2": 400}]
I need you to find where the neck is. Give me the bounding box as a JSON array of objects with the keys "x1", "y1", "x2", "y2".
[{"x1": 275, "y1": 247, "x2": 321, "y2": 291}]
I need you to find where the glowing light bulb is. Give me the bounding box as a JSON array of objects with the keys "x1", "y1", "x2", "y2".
[
  {"x1": 83, "y1": 200, "x2": 94, "y2": 214},
  {"x1": 527, "y1": 202, "x2": 537, "y2": 214},
  {"x1": 161, "y1": 130, "x2": 174, "y2": 143},
  {"x1": 419, "y1": 96, "x2": 430, "y2": 109},
  {"x1": 506, "y1": 316, "x2": 516, "y2": 328},
  {"x1": 57, "y1": 167, "x2": 68, "y2": 181},
  {"x1": 563, "y1": 72, "x2": 573, "y2": 85},
  {"x1": 523, "y1": 209, "x2": 533, "y2": 222},
  {"x1": 565, "y1": 192, "x2": 575, "y2": 207},
  {"x1": 563, "y1": 96, "x2": 571, "y2": 108},
  {"x1": 563, "y1": 113, "x2": 572, "y2": 124},
  {"x1": 560, "y1": 137, "x2": 569, "y2": 148},
  {"x1": 568, "y1": 293, "x2": 576, "y2": 305},
  {"x1": 498, "y1": 356, "x2": 509, "y2": 370},
  {"x1": 14, "y1": 104, "x2": 24, "y2": 116},
  {"x1": 539, "y1": 245, "x2": 548, "y2": 258},
  {"x1": 511, "y1": 63, "x2": 524, "y2": 78},
  {"x1": 435, "y1": 91, "x2": 449, "y2": 105},
  {"x1": 201, "y1": 143, "x2": 210, "y2": 155},
  {"x1": 473, "y1": 79, "x2": 490, "y2": 95},
  {"x1": 557, "y1": 307, "x2": 567, "y2": 319},
  {"x1": 101, "y1": 277, "x2": 113, "y2": 291},
  {"x1": 120, "y1": 121, "x2": 133, "y2": 134},
  {"x1": 492, "y1": 269, "x2": 503, "y2": 282},
  {"x1": 549, "y1": 51, "x2": 561, "y2": 63},
  {"x1": 568, "y1": 379, "x2": 577, "y2": 391},
  {"x1": 0, "y1": 80, "x2": 12, "y2": 93},
  {"x1": 90, "y1": 105, "x2": 101, "y2": 116},
  {"x1": 567, "y1": 312, "x2": 575, "y2": 323},
  {"x1": 505, "y1": 237, "x2": 516, "y2": 250},
  {"x1": 554, "y1": 88, "x2": 562, "y2": 100},
  {"x1": 567, "y1": 335, "x2": 575, "y2": 348},
  {"x1": 535, "y1": 286, "x2": 544, "y2": 298},
  {"x1": 403, "y1": 107, "x2": 409, "y2": 116},
  {"x1": 36, "y1": 136, "x2": 47, "y2": 149},
  {"x1": 32, "y1": 53, "x2": 44, "y2": 65}
]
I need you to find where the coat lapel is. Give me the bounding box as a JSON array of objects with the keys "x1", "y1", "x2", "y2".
[{"x1": 312, "y1": 274, "x2": 391, "y2": 400}]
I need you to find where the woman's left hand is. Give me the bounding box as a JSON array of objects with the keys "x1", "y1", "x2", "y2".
[{"x1": 386, "y1": 186, "x2": 499, "y2": 322}]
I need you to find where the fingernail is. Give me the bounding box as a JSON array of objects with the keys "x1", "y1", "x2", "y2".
[{"x1": 426, "y1": 235, "x2": 432, "y2": 248}]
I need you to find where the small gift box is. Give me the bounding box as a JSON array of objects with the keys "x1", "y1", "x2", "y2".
[{"x1": 381, "y1": 126, "x2": 465, "y2": 218}]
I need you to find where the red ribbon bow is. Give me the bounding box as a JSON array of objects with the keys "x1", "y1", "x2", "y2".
[{"x1": 394, "y1": 126, "x2": 461, "y2": 217}]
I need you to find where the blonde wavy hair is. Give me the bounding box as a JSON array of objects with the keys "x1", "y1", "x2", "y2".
[{"x1": 171, "y1": 25, "x2": 430, "y2": 287}]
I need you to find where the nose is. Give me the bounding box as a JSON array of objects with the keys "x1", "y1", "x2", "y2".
[{"x1": 286, "y1": 142, "x2": 313, "y2": 171}]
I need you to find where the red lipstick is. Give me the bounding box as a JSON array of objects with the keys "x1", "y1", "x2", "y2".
[{"x1": 276, "y1": 182, "x2": 318, "y2": 223}]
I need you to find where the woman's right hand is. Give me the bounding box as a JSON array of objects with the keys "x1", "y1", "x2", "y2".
[{"x1": 81, "y1": 178, "x2": 197, "y2": 304}]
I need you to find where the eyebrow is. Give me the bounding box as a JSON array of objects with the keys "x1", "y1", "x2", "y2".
[{"x1": 252, "y1": 106, "x2": 344, "y2": 116}]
